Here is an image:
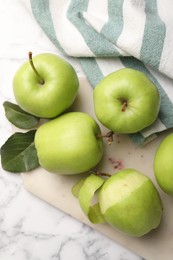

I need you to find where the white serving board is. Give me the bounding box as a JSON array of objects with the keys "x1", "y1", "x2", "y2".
[{"x1": 22, "y1": 77, "x2": 173, "y2": 260}]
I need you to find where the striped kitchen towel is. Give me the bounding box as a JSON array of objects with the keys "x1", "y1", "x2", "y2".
[{"x1": 30, "y1": 0, "x2": 173, "y2": 145}]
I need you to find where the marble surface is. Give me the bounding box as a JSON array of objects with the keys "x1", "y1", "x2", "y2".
[{"x1": 0, "y1": 1, "x2": 143, "y2": 259}]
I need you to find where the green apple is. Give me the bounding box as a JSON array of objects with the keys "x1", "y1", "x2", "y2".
[
  {"x1": 93, "y1": 68, "x2": 160, "y2": 133},
  {"x1": 34, "y1": 112, "x2": 104, "y2": 174},
  {"x1": 13, "y1": 52, "x2": 79, "y2": 118},
  {"x1": 154, "y1": 133, "x2": 173, "y2": 195},
  {"x1": 99, "y1": 169, "x2": 163, "y2": 237}
]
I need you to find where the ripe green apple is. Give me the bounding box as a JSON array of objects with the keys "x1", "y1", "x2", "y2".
[
  {"x1": 154, "y1": 133, "x2": 173, "y2": 195},
  {"x1": 93, "y1": 68, "x2": 160, "y2": 133},
  {"x1": 13, "y1": 52, "x2": 79, "y2": 118},
  {"x1": 99, "y1": 169, "x2": 163, "y2": 237},
  {"x1": 34, "y1": 112, "x2": 104, "y2": 174}
]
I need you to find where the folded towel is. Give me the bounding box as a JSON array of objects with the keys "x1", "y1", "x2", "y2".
[{"x1": 30, "y1": 0, "x2": 173, "y2": 145}]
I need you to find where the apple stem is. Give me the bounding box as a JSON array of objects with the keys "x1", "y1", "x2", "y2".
[
  {"x1": 121, "y1": 101, "x2": 127, "y2": 112},
  {"x1": 96, "y1": 131, "x2": 114, "y2": 145},
  {"x1": 92, "y1": 170, "x2": 111, "y2": 178},
  {"x1": 28, "y1": 52, "x2": 45, "y2": 85}
]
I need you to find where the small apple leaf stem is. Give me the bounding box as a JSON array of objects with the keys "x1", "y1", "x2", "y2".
[
  {"x1": 96, "y1": 131, "x2": 114, "y2": 145},
  {"x1": 121, "y1": 101, "x2": 128, "y2": 112},
  {"x1": 28, "y1": 52, "x2": 45, "y2": 85},
  {"x1": 91, "y1": 169, "x2": 111, "y2": 178}
]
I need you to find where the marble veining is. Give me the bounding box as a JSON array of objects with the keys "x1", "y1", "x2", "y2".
[{"x1": 0, "y1": 1, "x2": 143, "y2": 259}]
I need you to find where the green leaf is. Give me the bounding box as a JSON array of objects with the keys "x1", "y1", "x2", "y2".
[
  {"x1": 3, "y1": 101, "x2": 40, "y2": 129},
  {"x1": 72, "y1": 174, "x2": 106, "y2": 224},
  {"x1": 0, "y1": 130, "x2": 39, "y2": 173}
]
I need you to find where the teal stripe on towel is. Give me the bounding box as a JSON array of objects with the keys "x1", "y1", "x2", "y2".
[
  {"x1": 128, "y1": 132, "x2": 145, "y2": 146},
  {"x1": 101, "y1": 0, "x2": 124, "y2": 45},
  {"x1": 30, "y1": 0, "x2": 65, "y2": 53},
  {"x1": 140, "y1": 0, "x2": 166, "y2": 69},
  {"x1": 67, "y1": 0, "x2": 120, "y2": 57},
  {"x1": 120, "y1": 56, "x2": 173, "y2": 128},
  {"x1": 79, "y1": 58, "x2": 104, "y2": 87}
]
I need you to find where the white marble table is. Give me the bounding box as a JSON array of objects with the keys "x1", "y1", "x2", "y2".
[{"x1": 0, "y1": 1, "x2": 143, "y2": 259}]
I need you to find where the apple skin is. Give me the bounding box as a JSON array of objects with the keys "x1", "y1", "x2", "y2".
[
  {"x1": 13, "y1": 53, "x2": 79, "y2": 118},
  {"x1": 34, "y1": 112, "x2": 104, "y2": 174},
  {"x1": 154, "y1": 133, "x2": 173, "y2": 196},
  {"x1": 93, "y1": 68, "x2": 160, "y2": 133},
  {"x1": 99, "y1": 169, "x2": 163, "y2": 237}
]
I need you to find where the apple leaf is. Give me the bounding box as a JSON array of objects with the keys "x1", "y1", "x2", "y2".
[
  {"x1": 72, "y1": 174, "x2": 106, "y2": 224},
  {"x1": 3, "y1": 101, "x2": 40, "y2": 129},
  {"x1": 0, "y1": 130, "x2": 39, "y2": 173}
]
